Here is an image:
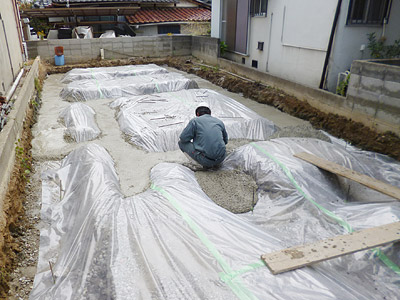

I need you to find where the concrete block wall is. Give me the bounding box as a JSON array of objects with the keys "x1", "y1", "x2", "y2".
[
  {"x1": 192, "y1": 36, "x2": 219, "y2": 65},
  {"x1": 26, "y1": 35, "x2": 193, "y2": 64},
  {"x1": 0, "y1": 57, "x2": 39, "y2": 231},
  {"x1": 217, "y1": 57, "x2": 400, "y2": 135},
  {"x1": 347, "y1": 60, "x2": 400, "y2": 131}
]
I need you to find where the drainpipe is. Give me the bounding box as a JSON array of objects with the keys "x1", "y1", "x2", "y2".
[
  {"x1": 6, "y1": 69, "x2": 24, "y2": 102},
  {"x1": 319, "y1": 0, "x2": 342, "y2": 90}
]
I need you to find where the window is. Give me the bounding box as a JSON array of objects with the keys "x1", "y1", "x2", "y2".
[
  {"x1": 257, "y1": 42, "x2": 264, "y2": 51},
  {"x1": 158, "y1": 25, "x2": 180, "y2": 35},
  {"x1": 250, "y1": 0, "x2": 267, "y2": 17},
  {"x1": 252, "y1": 60, "x2": 258, "y2": 68},
  {"x1": 347, "y1": 0, "x2": 390, "y2": 25}
]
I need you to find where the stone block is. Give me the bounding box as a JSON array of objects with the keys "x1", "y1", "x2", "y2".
[
  {"x1": 382, "y1": 80, "x2": 400, "y2": 99},
  {"x1": 360, "y1": 76, "x2": 383, "y2": 92},
  {"x1": 71, "y1": 49, "x2": 82, "y2": 57}
]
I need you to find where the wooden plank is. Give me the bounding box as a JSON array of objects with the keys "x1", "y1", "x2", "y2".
[
  {"x1": 294, "y1": 152, "x2": 400, "y2": 201},
  {"x1": 261, "y1": 222, "x2": 400, "y2": 275}
]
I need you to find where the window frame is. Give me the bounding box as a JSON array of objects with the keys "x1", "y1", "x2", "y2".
[
  {"x1": 346, "y1": 0, "x2": 390, "y2": 26},
  {"x1": 250, "y1": 0, "x2": 268, "y2": 17}
]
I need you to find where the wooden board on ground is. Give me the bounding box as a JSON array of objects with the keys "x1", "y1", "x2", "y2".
[
  {"x1": 261, "y1": 222, "x2": 400, "y2": 275},
  {"x1": 294, "y1": 152, "x2": 400, "y2": 201}
]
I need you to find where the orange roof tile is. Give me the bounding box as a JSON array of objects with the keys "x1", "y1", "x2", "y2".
[{"x1": 126, "y1": 7, "x2": 211, "y2": 24}]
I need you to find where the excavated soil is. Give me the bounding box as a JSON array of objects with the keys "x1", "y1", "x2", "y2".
[
  {"x1": 45, "y1": 57, "x2": 400, "y2": 161},
  {"x1": 1, "y1": 63, "x2": 45, "y2": 299},
  {"x1": 0, "y1": 103, "x2": 35, "y2": 298}
]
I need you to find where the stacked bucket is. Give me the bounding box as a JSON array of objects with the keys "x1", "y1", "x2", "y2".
[{"x1": 54, "y1": 46, "x2": 64, "y2": 66}]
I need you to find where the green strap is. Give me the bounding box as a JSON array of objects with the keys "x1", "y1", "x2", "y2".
[
  {"x1": 151, "y1": 184, "x2": 259, "y2": 300},
  {"x1": 90, "y1": 69, "x2": 103, "y2": 99},
  {"x1": 250, "y1": 142, "x2": 400, "y2": 276}
]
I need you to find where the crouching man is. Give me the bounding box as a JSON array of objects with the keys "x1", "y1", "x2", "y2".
[{"x1": 178, "y1": 103, "x2": 228, "y2": 168}]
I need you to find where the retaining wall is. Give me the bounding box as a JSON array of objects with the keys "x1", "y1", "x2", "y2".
[
  {"x1": 217, "y1": 57, "x2": 400, "y2": 135},
  {"x1": 347, "y1": 60, "x2": 400, "y2": 132},
  {"x1": 0, "y1": 57, "x2": 39, "y2": 231},
  {"x1": 26, "y1": 35, "x2": 193, "y2": 64}
]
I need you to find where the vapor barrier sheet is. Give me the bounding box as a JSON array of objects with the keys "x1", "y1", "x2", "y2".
[
  {"x1": 111, "y1": 89, "x2": 277, "y2": 152},
  {"x1": 31, "y1": 141, "x2": 400, "y2": 299},
  {"x1": 60, "y1": 73, "x2": 198, "y2": 101},
  {"x1": 59, "y1": 103, "x2": 101, "y2": 142},
  {"x1": 61, "y1": 64, "x2": 168, "y2": 83}
]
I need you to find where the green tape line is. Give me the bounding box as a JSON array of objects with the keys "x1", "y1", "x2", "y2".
[
  {"x1": 220, "y1": 261, "x2": 265, "y2": 283},
  {"x1": 251, "y1": 142, "x2": 353, "y2": 233},
  {"x1": 250, "y1": 142, "x2": 400, "y2": 276},
  {"x1": 151, "y1": 184, "x2": 259, "y2": 300},
  {"x1": 90, "y1": 69, "x2": 103, "y2": 99}
]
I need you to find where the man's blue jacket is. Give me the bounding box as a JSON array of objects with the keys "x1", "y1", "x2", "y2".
[{"x1": 179, "y1": 114, "x2": 228, "y2": 160}]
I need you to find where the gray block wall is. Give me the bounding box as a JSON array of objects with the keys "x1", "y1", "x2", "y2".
[
  {"x1": 347, "y1": 60, "x2": 400, "y2": 127},
  {"x1": 27, "y1": 35, "x2": 194, "y2": 64},
  {"x1": 192, "y1": 36, "x2": 219, "y2": 64}
]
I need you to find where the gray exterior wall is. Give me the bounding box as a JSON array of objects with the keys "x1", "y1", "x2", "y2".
[
  {"x1": 0, "y1": 0, "x2": 24, "y2": 97},
  {"x1": 326, "y1": 0, "x2": 400, "y2": 92},
  {"x1": 27, "y1": 35, "x2": 193, "y2": 64},
  {"x1": 192, "y1": 36, "x2": 219, "y2": 64},
  {"x1": 347, "y1": 59, "x2": 400, "y2": 129}
]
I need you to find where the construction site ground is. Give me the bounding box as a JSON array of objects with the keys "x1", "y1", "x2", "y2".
[{"x1": 3, "y1": 57, "x2": 400, "y2": 299}]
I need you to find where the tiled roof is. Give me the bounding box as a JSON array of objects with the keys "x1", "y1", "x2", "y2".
[{"x1": 126, "y1": 7, "x2": 211, "y2": 24}]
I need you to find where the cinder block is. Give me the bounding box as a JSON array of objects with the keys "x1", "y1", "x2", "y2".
[
  {"x1": 71, "y1": 49, "x2": 82, "y2": 56},
  {"x1": 112, "y1": 42, "x2": 123, "y2": 50},
  {"x1": 69, "y1": 44, "x2": 81, "y2": 50},
  {"x1": 360, "y1": 76, "x2": 383, "y2": 91}
]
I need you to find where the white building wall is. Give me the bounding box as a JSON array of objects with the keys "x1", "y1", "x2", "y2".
[
  {"x1": 220, "y1": 0, "x2": 337, "y2": 88},
  {"x1": 0, "y1": 0, "x2": 24, "y2": 97},
  {"x1": 211, "y1": 0, "x2": 221, "y2": 38},
  {"x1": 326, "y1": 0, "x2": 400, "y2": 92},
  {"x1": 135, "y1": 25, "x2": 158, "y2": 36},
  {"x1": 263, "y1": 0, "x2": 337, "y2": 87}
]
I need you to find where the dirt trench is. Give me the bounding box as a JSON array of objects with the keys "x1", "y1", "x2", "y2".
[
  {"x1": 0, "y1": 63, "x2": 45, "y2": 299},
  {"x1": 45, "y1": 56, "x2": 400, "y2": 161}
]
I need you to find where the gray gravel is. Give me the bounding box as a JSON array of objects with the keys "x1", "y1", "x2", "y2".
[
  {"x1": 8, "y1": 162, "x2": 41, "y2": 300},
  {"x1": 195, "y1": 169, "x2": 258, "y2": 214}
]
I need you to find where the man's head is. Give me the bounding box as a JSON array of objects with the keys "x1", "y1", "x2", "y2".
[{"x1": 195, "y1": 103, "x2": 211, "y2": 116}]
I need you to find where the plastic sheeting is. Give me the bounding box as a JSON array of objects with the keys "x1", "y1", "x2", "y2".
[
  {"x1": 111, "y1": 89, "x2": 277, "y2": 152},
  {"x1": 61, "y1": 64, "x2": 169, "y2": 83},
  {"x1": 60, "y1": 72, "x2": 198, "y2": 101},
  {"x1": 59, "y1": 103, "x2": 101, "y2": 142},
  {"x1": 31, "y1": 141, "x2": 400, "y2": 299},
  {"x1": 100, "y1": 30, "x2": 116, "y2": 38}
]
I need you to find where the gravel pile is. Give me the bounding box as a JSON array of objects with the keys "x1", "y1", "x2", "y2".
[{"x1": 195, "y1": 169, "x2": 258, "y2": 214}]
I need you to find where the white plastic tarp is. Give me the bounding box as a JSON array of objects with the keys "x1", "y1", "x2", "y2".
[
  {"x1": 72, "y1": 26, "x2": 93, "y2": 39},
  {"x1": 59, "y1": 103, "x2": 101, "y2": 142},
  {"x1": 31, "y1": 141, "x2": 400, "y2": 299},
  {"x1": 61, "y1": 64, "x2": 169, "y2": 83},
  {"x1": 99, "y1": 30, "x2": 116, "y2": 38},
  {"x1": 60, "y1": 73, "x2": 198, "y2": 101},
  {"x1": 111, "y1": 89, "x2": 277, "y2": 152}
]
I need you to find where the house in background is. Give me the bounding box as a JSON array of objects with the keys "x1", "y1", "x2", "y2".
[
  {"x1": 211, "y1": 0, "x2": 400, "y2": 93},
  {"x1": 0, "y1": 0, "x2": 24, "y2": 98},
  {"x1": 126, "y1": 7, "x2": 211, "y2": 36},
  {"x1": 20, "y1": 0, "x2": 210, "y2": 38}
]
